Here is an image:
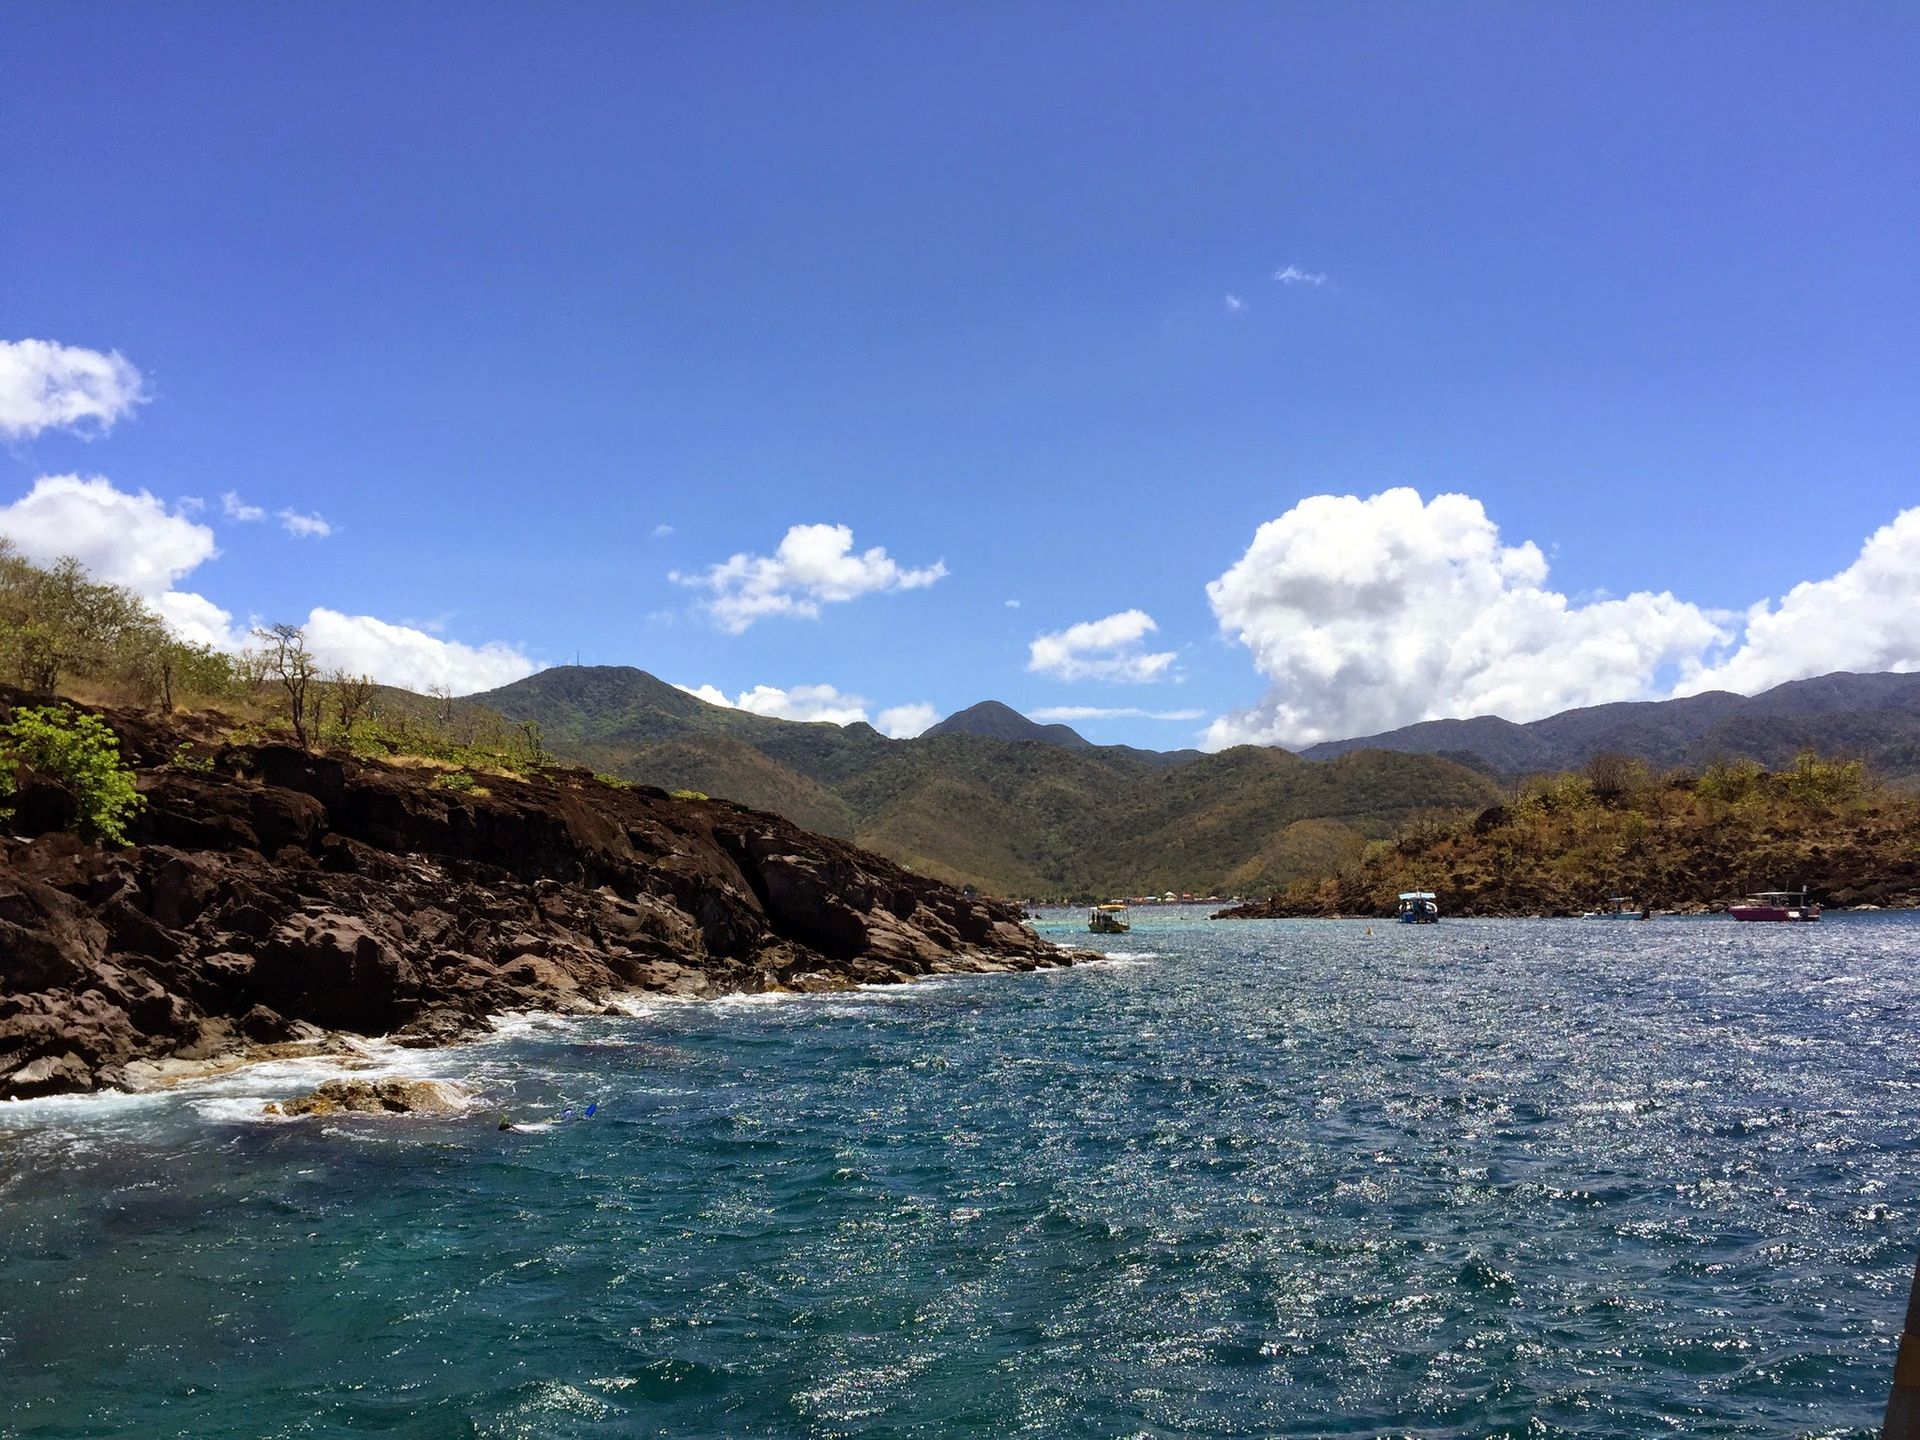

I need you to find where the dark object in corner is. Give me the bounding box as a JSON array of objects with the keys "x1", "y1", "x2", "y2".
[{"x1": 1887, "y1": 1250, "x2": 1920, "y2": 1438}]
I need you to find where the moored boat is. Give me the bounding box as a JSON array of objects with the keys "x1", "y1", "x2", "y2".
[
  {"x1": 1585, "y1": 895, "x2": 1650, "y2": 920},
  {"x1": 1729, "y1": 888, "x2": 1820, "y2": 922},
  {"x1": 1088, "y1": 902, "x2": 1131, "y2": 934},
  {"x1": 1397, "y1": 890, "x2": 1439, "y2": 924}
]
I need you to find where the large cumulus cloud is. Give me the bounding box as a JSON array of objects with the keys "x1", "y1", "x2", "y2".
[{"x1": 1204, "y1": 488, "x2": 1731, "y2": 749}]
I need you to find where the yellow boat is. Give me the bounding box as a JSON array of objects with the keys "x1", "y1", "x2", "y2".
[{"x1": 1088, "y1": 902, "x2": 1131, "y2": 934}]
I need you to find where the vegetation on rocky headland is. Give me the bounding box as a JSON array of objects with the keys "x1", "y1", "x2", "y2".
[
  {"x1": 1218, "y1": 751, "x2": 1920, "y2": 919},
  {"x1": 0, "y1": 690, "x2": 1078, "y2": 1100}
]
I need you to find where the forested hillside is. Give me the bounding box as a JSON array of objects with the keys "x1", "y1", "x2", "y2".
[
  {"x1": 475, "y1": 667, "x2": 1504, "y2": 897},
  {"x1": 1223, "y1": 752, "x2": 1920, "y2": 918}
]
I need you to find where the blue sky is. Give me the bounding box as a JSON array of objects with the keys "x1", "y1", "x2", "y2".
[{"x1": 4, "y1": 3, "x2": 1916, "y2": 747}]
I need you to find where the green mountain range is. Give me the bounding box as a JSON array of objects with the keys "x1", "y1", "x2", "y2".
[
  {"x1": 1299, "y1": 671, "x2": 1920, "y2": 781},
  {"x1": 466, "y1": 666, "x2": 1920, "y2": 900},
  {"x1": 469, "y1": 667, "x2": 1502, "y2": 898}
]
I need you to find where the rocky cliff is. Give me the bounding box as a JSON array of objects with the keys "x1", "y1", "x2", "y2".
[{"x1": 0, "y1": 698, "x2": 1077, "y2": 1100}]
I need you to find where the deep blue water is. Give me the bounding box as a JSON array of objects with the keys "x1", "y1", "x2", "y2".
[{"x1": 3, "y1": 911, "x2": 1918, "y2": 1438}]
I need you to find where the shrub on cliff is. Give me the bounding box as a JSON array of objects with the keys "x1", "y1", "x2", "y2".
[{"x1": 0, "y1": 705, "x2": 145, "y2": 845}]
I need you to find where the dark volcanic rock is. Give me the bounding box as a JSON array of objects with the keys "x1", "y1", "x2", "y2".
[{"x1": 0, "y1": 696, "x2": 1080, "y2": 1099}]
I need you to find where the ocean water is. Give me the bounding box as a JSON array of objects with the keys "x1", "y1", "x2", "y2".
[{"x1": 3, "y1": 910, "x2": 1918, "y2": 1439}]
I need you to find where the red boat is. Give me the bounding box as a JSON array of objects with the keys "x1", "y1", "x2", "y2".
[{"x1": 1729, "y1": 889, "x2": 1820, "y2": 922}]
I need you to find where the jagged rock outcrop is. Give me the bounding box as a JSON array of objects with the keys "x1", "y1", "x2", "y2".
[{"x1": 0, "y1": 698, "x2": 1079, "y2": 1099}]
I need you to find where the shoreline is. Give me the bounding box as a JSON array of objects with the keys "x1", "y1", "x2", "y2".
[
  {"x1": 0, "y1": 696, "x2": 1096, "y2": 1103},
  {"x1": 1, "y1": 943, "x2": 1087, "y2": 1122},
  {"x1": 1210, "y1": 902, "x2": 1920, "y2": 921}
]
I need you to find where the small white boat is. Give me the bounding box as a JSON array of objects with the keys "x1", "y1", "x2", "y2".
[
  {"x1": 1397, "y1": 891, "x2": 1439, "y2": 924},
  {"x1": 1585, "y1": 896, "x2": 1649, "y2": 920}
]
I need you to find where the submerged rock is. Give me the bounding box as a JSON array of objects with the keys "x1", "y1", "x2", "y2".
[{"x1": 267, "y1": 1077, "x2": 471, "y2": 1118}]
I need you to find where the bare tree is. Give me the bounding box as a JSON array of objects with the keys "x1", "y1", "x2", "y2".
[
  {"x1": 255, "y1": 623, "x2": 317, "y2": 748},
  {"x1": 329, "y1": 669, "x2": 378, "y2": 739},
  {"x1": 1585, "y1": 751, "x2": 1647, "y2": 805}
]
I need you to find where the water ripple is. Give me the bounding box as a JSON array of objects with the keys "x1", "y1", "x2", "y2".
[{"x1": 0, "y1": 912, "x2": 1915, "y2": 1437}]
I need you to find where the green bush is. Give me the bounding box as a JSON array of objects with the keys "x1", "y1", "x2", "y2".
[
  {"x1": 168, "y1": 741, "x2": 216, "y2": 774},
  {"x1": 670, "y1": 788, "x2": 709, "y2": 802},
  {"x1": 0, "y1": 706, "x2": 145, "y2": 844},
  {"x1": 433, "y1": 770, "x2": 478, "y2": 793}
]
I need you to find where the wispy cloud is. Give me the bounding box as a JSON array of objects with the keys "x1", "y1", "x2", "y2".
[
  {"x1": 1273, "y1": 264, "x2": 1329, "y2": 286},
  {"x1": 278, "y1": 508, "x2": 332, "y2": 539},
  {"x1": 222, "y1": 490, "x2": 266, "y2": 522},
  {"x1": 650, "y1": 523, "x2": 675, "y2": 540},
  {"x1": 1224, "y1": 293, "x2": 1247, "y2": 314},
  {"x1": 0, "y1": 338, "x2": 147, "y2": 440}
]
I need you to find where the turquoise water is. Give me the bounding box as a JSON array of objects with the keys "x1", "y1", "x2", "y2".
[{"x1": 3, "y1": 910, "x2": 1918, "y2": 1438}]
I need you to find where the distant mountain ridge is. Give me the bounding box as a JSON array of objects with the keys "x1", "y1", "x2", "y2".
[
  {"x1": 1299, "y1": 671, "x2": 1920, "y2": 780},
  {"x1": 469, "y1": 667, "x2": 1499, "y2": 897},
  {"x1": 464, "y1": 666, "x2": 1919, "y2": 898}
]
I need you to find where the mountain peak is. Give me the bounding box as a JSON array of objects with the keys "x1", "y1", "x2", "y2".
[{"x1": 923, "y1": 701, "x2": 1093, "y2": 749}]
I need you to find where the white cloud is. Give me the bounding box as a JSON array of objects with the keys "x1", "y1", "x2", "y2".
[
  {"x1": 1029, "y1": 706, "x2": 1205, "y2": 722},
  {"x1": 222, "y1": 491, "x2": 266, "y2": 522},
  {"x1": 1676, "y1": 505, "x2": 1920, "y2": 695},
  {"x1": 301, "y1": 608, "x2": 537, "y2": 694},
  {"x1": 0, "y1": 474, "x2": 252, "y2": 650},
  {"x1": 0, "y1": 472, "x2": 535, "y2": 686},
  {"x1": 0, "y1": 473, "x2": 217, "y2": 598},
  {"x1": 732, "y1": 683, "x2": 871, "y2": 725},
  {"x1": 650, "y1": 523, "x2": 675, "y2": 540},
  {"x1": 0, "y1": 339, "x2": 147, "y2": 440},
  {"x1": 152, "y1": 591, "x2": 247, "y2": 650},
  {"x1": 672, "y1": 522, "x2": 947, "y2": 633},
  {"x1": 1028, "y1": 609, "x2": 1178, "y2": 683},
  {"x1": 1004, "y1": 598, "x2": 1021, "y2": 609},
  {"x1": 676, "y1": 680, "x2": 870, "y2": 726},
  {"x1": 675, "y1": 680, "x2": 934, "y2": 735},
  {"x1": 1224, "y1": 293, "x2": 1247, "y2": 314},
  {"x1": 1273, "y1": 264, "x2": 1328, "y2": 286},
  {"x1": 278, "y1": 508, "x2": 332, "y2": 539},
  {"x1": 1204, "y1": 488, "x2": 1730, "y2": 749},
  {"x1": 876, "y1": 702, "x2": 938, "y2": 738}
]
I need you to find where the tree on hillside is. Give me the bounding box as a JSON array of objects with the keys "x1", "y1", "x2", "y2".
[
  {"x1": 1585, "y1": 751, "x2": 1647, "y2": 805},
  {"x1": 0, "y1": 546, "x2": 168, "y2": 696},
  {"x1": 255, "y1": 624, "x2": 317, "y2": 748},
  {"x1": 328, "y1": 669, "x2": 378, "y2": 739}
]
